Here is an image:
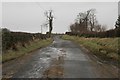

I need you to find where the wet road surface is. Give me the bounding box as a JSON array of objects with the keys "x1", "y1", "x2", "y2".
[{"x1": 3, "y1": 35, "x2": 118, "y2": 78}]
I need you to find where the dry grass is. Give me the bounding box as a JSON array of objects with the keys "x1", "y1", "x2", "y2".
[
  {"x1": 2, "y1": 38, "x2": 53, "y2": 63},
  {"x1": 62, "y1": 35, "x2": 120, "y2": 64}
]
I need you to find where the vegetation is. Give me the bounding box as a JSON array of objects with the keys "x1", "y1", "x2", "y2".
[
  {"x1": 62, "y1": 35, "x2": 120, "y2": 65},
  {"x1": 115, "y1": 15, "x2": 120, "y2": 37},
  {"x1": 64, "y1": 13, "x2": 120, "y2": 67},
  {"x1": 67, "y1": 9, "x2": 120, "y2": 38},
  {"x1": 69, "y1": 9, "x2": 106, "y2": 34},
  {"x1": 45, "y1": 10, "x2": 54, "y2": 37},
  {"x1": 2, "y1": 38, "x2": 52, "y2": 63},
  {"x1": 2, "y1": 28, "x2": 47, "y2": 52},
  {"x1": 115, "y1": 15, "x2": 120, "y2": 28},
  {"x1": 2, "y1": 28, "x2": 53, "y2": 63}
]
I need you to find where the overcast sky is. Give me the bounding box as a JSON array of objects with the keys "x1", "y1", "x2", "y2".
[
  {"x1": 2, "y1": 2, "x2": 118, "y2": 33},
  {"x1": 118, "y1": 1, "x2": 120, "y2": 15}
]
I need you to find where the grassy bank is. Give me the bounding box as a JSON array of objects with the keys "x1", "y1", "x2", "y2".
[
  {"x1": 62, "y1": 35, "x2": 120, "y2": 64},
  {"x1": 2, "y1": 38, "x2": 53, "y2": 63}
]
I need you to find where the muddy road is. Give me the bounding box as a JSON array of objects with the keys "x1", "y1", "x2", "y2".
[{"x1": 2, "y1": 35, "x2": 119, "y2": 78}]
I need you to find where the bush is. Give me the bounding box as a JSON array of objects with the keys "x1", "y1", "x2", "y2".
[{"x1": 2, "y1": 28, "x2": 48, "y2": 52}]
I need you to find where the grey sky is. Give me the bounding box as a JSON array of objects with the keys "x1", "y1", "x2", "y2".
[
  {"x1": 2, "y1": 2, "x2": 118, "y2": 33},
  {"x1": 118, "y1": 1, "x2": 120, "y2": 15}
]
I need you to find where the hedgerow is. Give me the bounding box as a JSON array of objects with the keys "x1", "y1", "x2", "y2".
[{"x1": 2, "y1": 28, "x2": 48, "y2": 52}]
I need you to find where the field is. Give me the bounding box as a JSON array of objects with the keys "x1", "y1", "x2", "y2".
[{"x1": 62, "y1": 35, "x2": 120, "y2": 65}]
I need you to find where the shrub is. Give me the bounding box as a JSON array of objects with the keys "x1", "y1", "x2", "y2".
[{"x1": 2, "y1": 28, "x2": 48, "y2": 52}]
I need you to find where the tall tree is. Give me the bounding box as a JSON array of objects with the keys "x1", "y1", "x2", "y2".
[
  {"x1": 88, "y1": 9, "x2": 97, "y2": 31},
  {"x1": 93, "y1": 24, "x2": 106, "y2": 32},
  {"x1": 45, "y1": 10, "x2": 54, "y2": 37},
  {"x1": 72, "y1": 9, "x2": 97, "y2": 33}
]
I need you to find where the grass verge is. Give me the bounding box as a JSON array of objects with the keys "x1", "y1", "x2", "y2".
[
  {"x1": 2, "y1": 38, "x2": 53, "y2": 63},
  {"x1": 62, "y1": 35, "x2": 120, "y2": 65}
]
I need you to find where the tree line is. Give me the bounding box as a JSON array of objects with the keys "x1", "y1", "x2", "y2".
[
  {"x1": 2, "y1": 28, "x2": 48, "y2": 52},
  {"x1": 66, "y1": 9, "x2": 120, "y2": 37}
]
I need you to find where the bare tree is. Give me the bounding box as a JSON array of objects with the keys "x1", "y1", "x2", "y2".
[
  {"x1": 88, "y1": 9, "x2": 97, "y2": 31},
  {"x1": 94, "y1": 24, "x2": 101, "y2": 32},
  {"x1": 45, "y1": 10, "x2": 54, "y2": 37},
  {"x1": 70, "y1": 9, "x2": 100, "y2": 34},
  {"x1": 94, "y1": 24, "x2": 106, "y2": 32},
  {"x1": 70, "y1": 24, "x2": 75, "y2": 32},
  {"x1": 74, "y1": 9, "x2": 96, "y2": 32},
  {"x1": 75, "y1": 12, "x2": 88, "y2": 33},
  {"x1": 101, "y1": 25, "x2": 106, "y2": 32}
]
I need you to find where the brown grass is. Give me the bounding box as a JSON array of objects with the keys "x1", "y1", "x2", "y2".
[{"x1": 62, "y1": 35, "x2": 120, "y2": 65}]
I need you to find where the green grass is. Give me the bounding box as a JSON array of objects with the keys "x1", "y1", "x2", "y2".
[
  {"x1": 62, "y1": 35, "x2": 120, "y2": 63},
  {"x1": 2, "y1": 38, "x2": 53, "y2": 63}
]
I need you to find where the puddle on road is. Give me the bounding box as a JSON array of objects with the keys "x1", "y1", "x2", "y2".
[
  {"x1": 60, "y1": 49, "x2": 66, "y2": 53},
  {"x1": 39, "y1": 58, "x2": 51, "y2": 63},
  {"x1": 42, "y1": 54, "x2": 65, "y2": 78},
  {"x1": 40, "y1": 47, "x2": 66, "y2": 78}
]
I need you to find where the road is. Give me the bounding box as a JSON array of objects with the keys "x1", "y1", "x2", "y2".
[{"x1": 2, "y1": 35, "x2": 118, "y2": 78}]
